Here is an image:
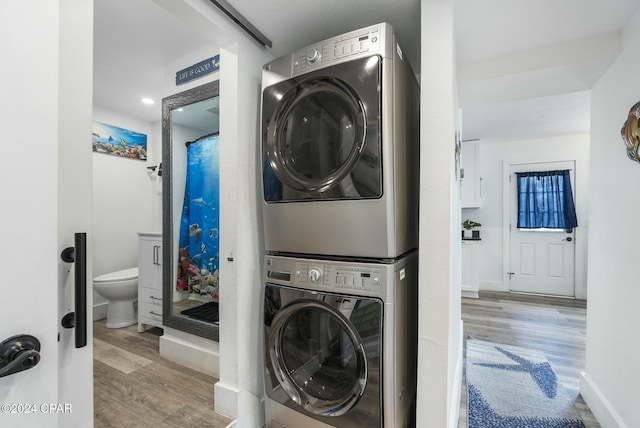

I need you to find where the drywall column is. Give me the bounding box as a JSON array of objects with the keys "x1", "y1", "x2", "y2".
[
  {"x1": 216, "y1": 44, "x2": 241, "y2": 419},
  {"x1": 417, "y1": 0, "x2": 464, "y2": 427},
  {"x1": 584, "y1": 9, "x2": 640, "y2": 428},
  {"x1": 210, "y1": 32, "x2": 271, "y2": 428},
  {"x1": 215, "y1": 38, "x2": 271, "y2": 427}
]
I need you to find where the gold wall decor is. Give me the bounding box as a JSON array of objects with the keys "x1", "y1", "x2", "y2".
[{"x1": 621, "y1": 101, "x2": 640, "y2": 163}]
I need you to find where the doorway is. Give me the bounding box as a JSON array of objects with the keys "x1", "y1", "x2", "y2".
[
  {"x1": 92, "y1": 0, "x2": 223, "y2": 424},
  {"x1": 503, "y1": 160, "x2": 577, "y2": 297}
]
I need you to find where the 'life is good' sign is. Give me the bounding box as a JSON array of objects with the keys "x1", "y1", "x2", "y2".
[{"x1": 175, "y1": 55, "x2": 220, "y2": 85}]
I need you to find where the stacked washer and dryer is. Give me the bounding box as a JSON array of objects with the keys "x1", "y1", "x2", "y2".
[{"x1": 261, "y1": 23, "x2": 420, "y2": 428}]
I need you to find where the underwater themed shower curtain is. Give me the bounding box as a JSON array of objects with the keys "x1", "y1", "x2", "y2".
[{"x1": 176, "y1": 133, "x2": 220, "y2": 301}]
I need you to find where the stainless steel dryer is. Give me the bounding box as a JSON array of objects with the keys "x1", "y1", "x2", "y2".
[
  {"x1": 263, "y1": 252, "x2": 418, "y2": 427},
  {"x1": 261, "y1": 23, "x2": 419, "y2": 259}
]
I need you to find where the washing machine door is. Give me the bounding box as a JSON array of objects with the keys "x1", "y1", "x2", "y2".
[
  {"x1": 265, "y1": 290, "x2": 382, "y2": 419},
  {"x1": 262, "y1": 55, "x2": 382, "y2": 201}
]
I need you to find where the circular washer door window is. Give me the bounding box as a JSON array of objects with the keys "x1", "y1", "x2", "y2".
[
  {"x1": 266, "y1": 77, "x2": 367, "y2": 193},
  {"x1": 268, "y1": 300, "x2": 368, "y2": 416}
]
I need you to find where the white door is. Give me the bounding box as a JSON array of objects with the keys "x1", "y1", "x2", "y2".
[
  {"x1": 508, "y1": 161, "x2": 576, "y2": 297},
  {"x1": 0, "y1": 2, "x2": 94, "y2": 427}
]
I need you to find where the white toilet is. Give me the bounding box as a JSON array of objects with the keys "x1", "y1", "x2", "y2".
[{"x1": 93, "y1": 267, "x2": 139, "y2": 328}]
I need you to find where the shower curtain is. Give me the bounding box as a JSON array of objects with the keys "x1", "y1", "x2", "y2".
[{"x1": 176, "y1": 133, "x2": 220, "y2": 301}]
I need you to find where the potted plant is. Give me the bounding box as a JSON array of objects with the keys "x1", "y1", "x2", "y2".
[{"x1": 462, "y1": 219, "x2": 481, "y2": 239}]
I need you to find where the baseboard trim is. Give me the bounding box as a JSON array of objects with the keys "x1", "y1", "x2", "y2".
[
  {"x1": 580, "y1": 372, "x2": 627, "y2": 428},
  {"x1": 214, "y1": 382, "x2": 264, "y2": 427},
  {"x1": 461, "y1": 289, "x2": 479, "y2": 298},
  {"x1": 159, "y1": 329, "x2": 219, "y2": 377},
  {"x1": 449, "y1": 321, "x2": 464, "y2": 428},
  {"x1": 93, "y1": 302, "x2": 107, "y2": 321}
]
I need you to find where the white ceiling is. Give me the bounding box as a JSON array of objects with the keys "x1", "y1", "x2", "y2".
[
  {"x1": 455, "y1": 0, "x2": 640, "y2": 140},
  {"x1": 93, "y1": 0, "x2": 640, "y2": 140},
  {"x1": 93, "y1": 0, "x2": 213, "y2": 123},
  {"x1": 455, "y1": 0, "x2": 637, "y2": 64}
]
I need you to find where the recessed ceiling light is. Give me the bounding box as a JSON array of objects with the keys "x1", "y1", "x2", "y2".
[
  {"x1": 176, "y1": 108, "x2": 184, "y2": 112},
  {"x1": 141, "y1": 97, "x2": 154, "y2": 105}
]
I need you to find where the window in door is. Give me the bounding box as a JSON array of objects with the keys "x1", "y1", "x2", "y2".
[{"x1": 516, "y1": 169, "x2": 578, "y2": 230}]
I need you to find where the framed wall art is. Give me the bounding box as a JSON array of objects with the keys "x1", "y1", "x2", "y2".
[{"x1": 92, "y1": 122, "x2": 147, "y2": 161}]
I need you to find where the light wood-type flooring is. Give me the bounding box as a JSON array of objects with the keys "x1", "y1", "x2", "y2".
[
  {"x1": 459, "y1": 291, "x2": 600, "y2": 427},
  {"x1": 94, "y1": 292, "x2": 599, "y2": 427},
  {"x1": 93, "y1": 321, "x2": 232, "y2": 428}
]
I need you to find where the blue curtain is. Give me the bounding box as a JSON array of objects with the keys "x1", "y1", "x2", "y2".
[
  {"x1": 516, "y1": 170, "x2": 578, "y2": 229},
  {"x1": 176, "y1": 134, "x2": 220, "y2": 301}
]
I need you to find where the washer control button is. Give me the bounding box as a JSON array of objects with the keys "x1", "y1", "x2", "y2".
[
  {"x1": 306, "y1": 49, "x2": 321, "y2": 65},
  {"x1": 309, "y1": 267, "x2": 323, "y2": 284}
]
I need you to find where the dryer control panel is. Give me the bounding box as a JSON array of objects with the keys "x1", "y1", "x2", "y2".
[
  {"x1": 292, "y1": 23, "x2": 388, "y2": 76},
  {"x1": 294, "y1": 262, "x2": 382, "y2": 292}
]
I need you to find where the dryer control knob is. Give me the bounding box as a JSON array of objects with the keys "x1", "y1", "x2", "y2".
[
  {"x1": 306, "y1": 49, "x2": 321, "y2": 65},
  {"x1": 308, "y1": 268, "x2": 323, "y2": 284}
]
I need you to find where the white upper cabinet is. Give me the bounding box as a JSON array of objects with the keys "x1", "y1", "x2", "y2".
[{"x1": 461, "y1": 140, "x2": 481, "y2": 208}]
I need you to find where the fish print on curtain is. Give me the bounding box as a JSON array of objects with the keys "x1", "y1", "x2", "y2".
[{"x1": 176, "y1": 133, "x2": 220, "y2": 301}]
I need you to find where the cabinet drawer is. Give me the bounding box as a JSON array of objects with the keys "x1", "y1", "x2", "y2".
[
  {"x1": 139, "y1": 302, "x2": 162, "y2": 319},
  {"x1": 139, "y1": 286, "x2": 163, "y2": 305}
]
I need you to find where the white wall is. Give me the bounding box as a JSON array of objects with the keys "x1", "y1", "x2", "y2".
[
  {"x1": 150, "y1": 120, "x2": 163, "y2": 231},
  {"x1": 583, "y1": 10, "x2": 640, "y2": 428},
  {"x1": 92, "y1": 107, "x2": 154, "y2": 279},
  {"x1": 418, "y1": 0, "x2": 463, "y2": 426},
  {"x1": 464, "y1": 134, "x2": 590, "y2": 298}
]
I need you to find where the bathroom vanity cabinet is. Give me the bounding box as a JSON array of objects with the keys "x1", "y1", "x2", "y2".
[{"x1": 138, "y1": 233, "x2": 163, "y2": 332}]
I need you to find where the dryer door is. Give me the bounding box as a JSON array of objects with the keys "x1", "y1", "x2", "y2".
[
  {"x1": 262, "y1": 55, "x2": 382, "y2": 201},
  {"x1": 264, "y1": 286, "x2": 382, "y2": 421}
]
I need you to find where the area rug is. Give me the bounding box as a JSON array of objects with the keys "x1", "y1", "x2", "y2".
[
  {"x1": 180, "y1": 301, "x2": 219, "y2": 323},
  {"x1": 466, "y1": 339, "x2": 585, "y2": 428}
]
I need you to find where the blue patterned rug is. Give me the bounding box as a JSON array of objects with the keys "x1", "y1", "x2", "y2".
[{"x1": 466, "y1": 339, "x2": 585, "y2": 428}]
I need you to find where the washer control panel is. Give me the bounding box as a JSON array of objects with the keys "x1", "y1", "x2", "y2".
[
  {"x1": 292, "y1": 24, "x2": 384, "y2": 75},
  {"x1": 295, "y1": 262, "x2": 382, "y2": 291}
]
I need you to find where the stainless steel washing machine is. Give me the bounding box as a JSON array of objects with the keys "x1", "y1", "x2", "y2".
[
  {"x1": 263, "y1": 252, "x2": 417, "y2": 427},
  {"x1": 261, "y1": 23, "x2": 420, "y2": 259}
]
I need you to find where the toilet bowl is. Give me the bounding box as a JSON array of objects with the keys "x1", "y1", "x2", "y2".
[{"x1": 93, "y1": 267, "x2": 138, "y2": 328}]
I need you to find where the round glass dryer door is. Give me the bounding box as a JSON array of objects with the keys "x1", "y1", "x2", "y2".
[
  {"x1": 268, "y1": 300, "x2": 368, "y2": 416},
  {"x1": 262, "y1": 55, "x2": 382, "y2": 201}
]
